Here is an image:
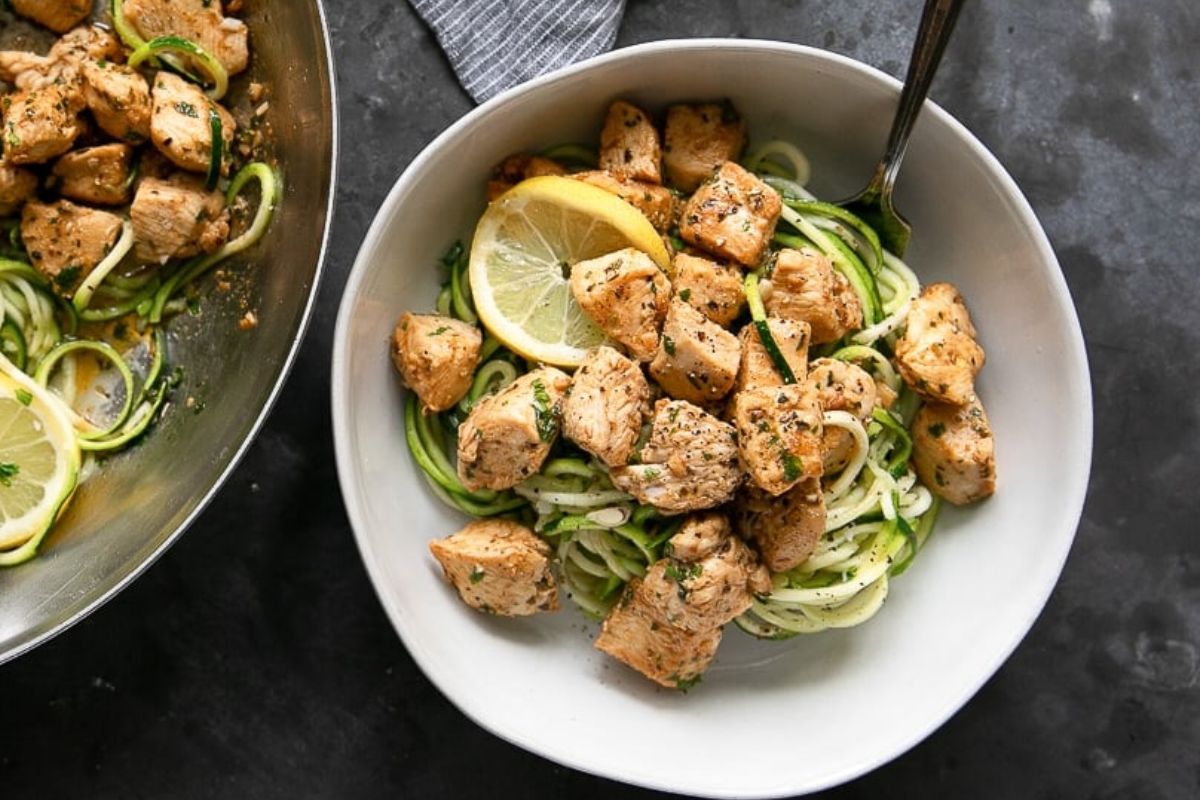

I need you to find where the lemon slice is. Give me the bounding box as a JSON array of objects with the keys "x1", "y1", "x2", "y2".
[
  {"x1": 0, "y1": 354, "x2": 81, "y2": 564},
  {"x1": 469, "y1": 175, "x2": 670, "y2": 367}
]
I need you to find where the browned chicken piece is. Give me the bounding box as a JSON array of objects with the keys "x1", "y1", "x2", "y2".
[
  {"x1": 0, "y1": 27, "x2": 119, "y2": 91},
  {"x1": 894, "y1": 282, "x2": 986, "y2": 406},
  {"x1": 0, "y1": 160, "x2": 38, "y2": 216},
  {"x1": 123, "y1": 0, "x2": 251, "y2": 75},
  {"x1": 390, "y1": 313, "x2": 482, "y2": 414},
  {"x1": 807, "y1": 357, "x2": 877, "y2": 473},
  {"x1": 638, "y1": 514, "x2": 769, "y2": 631},
  {"x1": 428, "y1": 519, "x2": 559, "y2": 616},
  {"x1": 596, "y1": 513, "x2": 768, "y2": 688},
  {"x1": 21, "y1": 199, "x2": 122, "y2": 296},
  {"x1": 733, "y1": 317, "x2": 811, "y2": 393},
  {"x1": 569, "y1": 247, "x2": 670, "y2": 362},
  {"x1": 662, "y1": 102, "x2": 746, "y2": 192},
  {"x1": 732, "y1": 383, "x2": 824, "y2": 495},
  {"x1": 735, "y1": 479, "x2": 826, "y2": 572},
  {"x1": 561, "y1": 346, "x2": 652, "y2": 468},
  {"x1": 571, "y1": 170, "x2": 674, "y2": 232},
  {"x1": 598, "y1": 100, "x2": 662, "y2": 184},
  {"x1": 457, "y1": 367, "x2": 571, "y2": 491},
  {"x1": 648, "y1": 298, "x2": 741, "y2": 404},
  {"x1": 82, "y1": 60, "x2": 153, "y2": 143},
  {"x1": 1, "y1": 84, "x2": 85, "y2": 165},
  {"x1": 610, "y1": 399, "x2": 741, "y2": 513},
  {"x1": 594, "y1": 591, "x2": 723, "y2": 689},
  {"x1": 48, "y1": 24, "x2": 123, "y2": 64},
  {"x1": 131, "y1": 174, "x2": 232, "y2": 263},
  {"x1": 149, "y1": 72, "x2": 236, "y2": 175},
  {"x1": 912, "y1": 394, "x2": 996, "y2": 505},
  {"x1": 0, "y1": 51, "x2": 52, "y2": 88},
  {"x1": 52, "y1": 144, "x2": 135, "y2": 207},
  {"x1": 9, "y1": 0, "x2": 91, "y2": 34},
  {"x1": 678, "y1": 161, "x2": 781, "y2": 267},
  {"x1": 671, "y1": 252, "x2": 744, "y2": 326},
  {"x1": 765, "y1": 247, "x2": 863, "y2": 344},
  {"x1": 665, "y1": 512, "x2": 728, "y2": 562},
  {"x1": 485, "y1": 153, "x2": 566, "y2": 201}
]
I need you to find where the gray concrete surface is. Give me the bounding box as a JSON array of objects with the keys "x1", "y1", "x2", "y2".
[{"x1": 2, "y1": 0, "x2": 1197, "y2": 797}]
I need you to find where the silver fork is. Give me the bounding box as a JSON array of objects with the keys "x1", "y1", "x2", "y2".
[{"x1": 838, "y1": 0, "x2": 967, "y2": 257}]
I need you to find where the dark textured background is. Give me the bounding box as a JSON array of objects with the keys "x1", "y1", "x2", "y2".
[{"x1": 3, "y1": 0, "x2": 1198, "y2": 797}]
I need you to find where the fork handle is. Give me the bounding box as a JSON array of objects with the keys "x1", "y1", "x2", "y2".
[{"x1": 870, "y1": 0, "x2": 967, "y2": 196}]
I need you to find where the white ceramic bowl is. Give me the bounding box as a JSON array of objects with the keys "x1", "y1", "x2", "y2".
[{"x1": 332, "y1": 40, "x2": 1091, "y2": 798}]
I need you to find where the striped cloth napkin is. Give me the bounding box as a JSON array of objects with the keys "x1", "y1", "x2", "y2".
[{"x1": 409, "y1": 0, "x2": 626, "y2": 102}]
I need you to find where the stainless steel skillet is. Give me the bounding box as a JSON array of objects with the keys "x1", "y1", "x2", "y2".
[{"x1": 0, "y1": 0, "x2": 338, "y2": 664}]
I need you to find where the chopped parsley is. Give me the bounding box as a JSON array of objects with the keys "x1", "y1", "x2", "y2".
[
  {"x1": 53, "y1": 266, "x2": 81, "y2": 291},
  {"x1": 15, "y1": 389, "x2": 32, "y2": 407},
  {"x1": 678, "y1": 288, "x2": 691, "y2": 302},
  {"x1": 0, "y1": 462, "x2": 19, "y2": 487},
  {"x1": 781, "y1": 452, "x2": 803, "y2": 482},
  {"x1": 175, "y1": 101, "x2": 199, "y2": 118},
  {"x1": 427, "y1": 325, "x2": 450, "y2": 336},
  {"x1": 469, "y1": 566, "x2": 486, "y2": 584},
  {"x1": 664, "y1": 562, "x2": 703, "y2": 600},
  {"x1": 673, "y1": 674, "x2": 702, "y2": 692},
  {"x1": 531, "y1": 379, "x2": 557, "y2": 442},
  {"x1": 927, "y1": 422, "x2": 946, "y2": 438},
  {"x1": 662, "y1": 335, "x2": 676, "y2": 357}
]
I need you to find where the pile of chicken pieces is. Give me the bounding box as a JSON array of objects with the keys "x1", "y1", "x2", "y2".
[
  {"x1": 393, "y1": 99, "x2": 997, "y2": 688},
  {"x1": 0, "y1": 0, "x2": 252, "y2": 298}
]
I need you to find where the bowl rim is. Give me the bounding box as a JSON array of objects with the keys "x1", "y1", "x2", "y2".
[
  {"x1": 332, "y1": 37, "x2": 1092, "y2": 797},
  {"x1": 0, "y1": 0, "x2": 341, "y2": 667}
]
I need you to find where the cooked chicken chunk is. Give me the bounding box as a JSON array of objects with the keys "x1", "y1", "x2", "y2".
[
  {"x1": 131, "y1": 174, "x2": 231, "y2": 263},
  {"x1": 765, "y1": 247, "x2": 863, "y2": 344},
  {"x1": 150, "y1": 72, "x2": 236, "y2": 174},
  {"x1": 662, "y1": 102, "x2": 746, "y2": 192},
  {"x1": 561, "y1": 346, "x2": 651, "y2": 468},
  {"x1": 734, "y1": 317, "x2": 811, "y2": 393},
  {"x1": 598, "y1": 100, "x2": 662, "y2": 184},
  {"x1": 82, "y1": 60, "x2": 153, "y2": 143},
  {"x1": 733, "y1": 383, "x2": 824, "y2": 495},
  {"x1": 735, "y1": 479, "x2": 826, "y2": 572},
  {"x1": 594, "y1": 591, "x2": 723, "y2": 689},
  {"x1": 671, "y1": 252, "x2": 744, "y2": 326},
  {"x1": 649, "y1": 298, "x2": 741, "y2": 404},
  {"x1": 0, "y1": 160, "x2": 37, "y2": 216},
  {"x1": 572, "y1": 170, "x2": 674, "y2": 232},
  {"x1": 2, "y1": 84, "x2": 85, "y2": 165},
  {"x1": 123, "y1": 0, "x2": 251, "y2": 75},
  {"x1": 596, "y1": 513, "x2": 768, "y2": 688},
  {"x1": 485, "y1": 153, "x2": 565, "y2": 200},
  {"x1": 428, "y1": 519, "x2": 559, "y2": 616},
  {"x1": 610, "y1": 399, "x2": 740, "y2": 513},
  {"x1": 21, "y1": 200, "x2": 123, "y2": 296},
  {"x1": 807, "y1": 358, "x2": 877, "y2": 473},
  {"x1": 0, "y1": 51, "x2": 50, "y2": 89},
  {"x1": 52, "y1": 144, "x2": 135, "y2": 206},
  {"x1": 912, "y1": 394, "x2": 996, "y2": 505},
  {"x1": 569, "y1": 247, "x2": 670, "y2": 362},
  {"x1": 457, "y1": 367, "x2": 571, "y2": 491},
  {"x1": 894, "y1": 282, "x2": 986, "y2": 406},
  {"x1": 10, "y1": 0, "x2": 91, "y2": 34},
  {"x1": 390, "y1": 313, "x2": 482, "y2": 414},
  {"x1": 679, "y1": 161, "x2": 781, "y2": 268},
  {"x1": 640, "y1": 514, "x2": 769, "y2": 631}
]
